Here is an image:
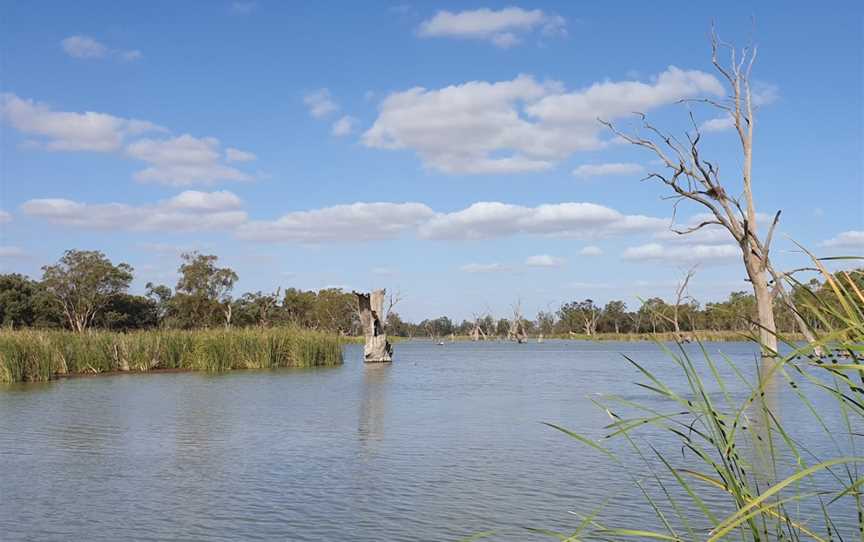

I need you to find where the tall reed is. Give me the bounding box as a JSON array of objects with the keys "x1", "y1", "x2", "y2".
[
  {"x1": 533, "y1": 257, "x2": 864, "y2": 540},
  {"x1": 0, "y1": 327, "x2": 343, "y2": 383}
]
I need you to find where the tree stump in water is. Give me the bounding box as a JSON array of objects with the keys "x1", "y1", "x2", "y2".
[{"x1": 354, "y1": 289, "x2": 393, "y2": 363}]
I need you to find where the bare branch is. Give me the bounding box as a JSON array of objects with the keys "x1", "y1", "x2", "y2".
[
  {"x1": 762, "y1": 210, "x2": 782, "y2": 262},
  {"x1": 671, "y1": 219, "x2": 722, "y2": 236}
]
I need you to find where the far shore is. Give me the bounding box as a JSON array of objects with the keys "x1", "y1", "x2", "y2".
[{"x1": 346, "y1": 330, "x2": 805, "y2": 343}]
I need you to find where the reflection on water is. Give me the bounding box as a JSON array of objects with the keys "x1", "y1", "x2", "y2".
[
  {"x1": 0, "y1": 340, "x2": 858, "y2": 541},
  {"x1": 358, "y1": 363, "x2": 390, "y2": 451}
]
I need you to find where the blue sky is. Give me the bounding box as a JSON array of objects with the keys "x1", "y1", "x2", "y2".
[{"x1": 1, "y1": 1, "x2": 862, "y2": 322}]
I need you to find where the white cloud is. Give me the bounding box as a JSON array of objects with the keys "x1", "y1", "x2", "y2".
[
  {"x1": 526, "y1": 254, "x2": 564, "y2": 267},
  {"x1": 21, "y1": 190, "x2": 247, "y2": 232},
  {"x1": 0, "y1": 93, "x2": 164, "y2": 152},
  {"x1": 572, "y1": 162, "x2": 644, "y2": 179},
  {"x1": 61, "y1": 35, "x2": 108, "y2": 58},
  {"x1": 622, "y1": 242, "x2": 739, "y2": 264},
  {"x1": 126, "y1": 134, "x2": 252, "y2": 185},
  {"x1": 0, "y1": 210, "x2": 10, "y2": 223},
  {"x1": 304, "y1": 88, "x2": 339, "y2": 118},
  {"x1": 699, "y1": 115, "x2": 735, "y2": 133},
  {"x1": 823, "y1": 231, "x2": 864, "y2": 248},
  {"x1": 460, "y1": 263, "x2": 509, "y2": 273},
  {"x1": 331, "y1": 115, "x2": 357, "y2": 137},
  {"x1": 236, "y1": 202, "x2": 435, "y2": 243},
  {"x1": 1, "y1": 94, "x2": 256, "y2": 186},
  {"x1": 61, "y1": 35, "x2": 141, "y2": 61},
  {"x1": 225, "y1": 147, "x2": 257, "y2": 162},
  {"x1": 579, "y1": 245, "x2": 602, "y2": 256},
  {"x1": 418, "y1": 7, "x2": 565, "y2": 48},
  {"x1": 162, "y1": 190, "x2": 243, "y2": 211},
  {"x1": 0, "y1": 246, "x2": 25, "y2": 258},
  {"x1": 419, "y1": 201, "x2": 666, "y2": 240},
  {"x1": 363, "y1": 67, "x2": 723, "y2": 174}
]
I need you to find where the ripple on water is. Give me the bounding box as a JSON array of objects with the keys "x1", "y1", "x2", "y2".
[{"x1": 0, "y1": 341, "x2": 858, "y2": 540}]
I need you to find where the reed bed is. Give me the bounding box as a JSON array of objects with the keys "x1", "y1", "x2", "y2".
[
  {"x1": 0, "y1": 327, "x2": 343, "y2": 383},
  {"x1": 526, "y1": 255, "x2": 864, "y2": 540}
]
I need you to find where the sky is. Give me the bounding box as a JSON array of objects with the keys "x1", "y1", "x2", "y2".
[{"x1": 0, "y1": 1, "x2": 862, "y2": 322}]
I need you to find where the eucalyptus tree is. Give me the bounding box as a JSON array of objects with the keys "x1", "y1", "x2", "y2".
[
  {"x1": 174, "y1": 252, "x2": 238, "y2": 328},
  {"x1": 40, "y1": 250, "x2": 134, "y2": 332},
  {"x1": 600, "y1": 300, "x2": 628, "y2": 334}
]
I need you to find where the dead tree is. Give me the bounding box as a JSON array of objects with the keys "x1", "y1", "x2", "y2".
[
  {"x1": 354, "y1": 289, "x2": 393, "y2": 363},
  {"x1": 600, "y1": 27, "x2": 807, "y2": 356},
  {"x1": 673, "y1": 267, "x2": 697, "y2": 341},
  {"x1": 469, "y1": 312, "x2": 489, "y2": 341},
  {"x1": 507, "y1": 302, "x2": 528, "y2": 344},
  {"x1": 259, "y1": 287, "x2": 281, "y2": 327}
]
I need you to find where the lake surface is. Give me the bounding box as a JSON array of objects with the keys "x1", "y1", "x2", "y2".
[{"x1": 0, "y1": 340, "x2": 857, "y2": 540}]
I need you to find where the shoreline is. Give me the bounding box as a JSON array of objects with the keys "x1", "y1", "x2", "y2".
[{"x1": 348, "y1": 330, "x2": 804, "y2": 343}]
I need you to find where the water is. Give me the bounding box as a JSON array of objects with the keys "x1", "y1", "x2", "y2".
[{"x1": 0, "y1": 340, "x2": 857, "y2": 541}]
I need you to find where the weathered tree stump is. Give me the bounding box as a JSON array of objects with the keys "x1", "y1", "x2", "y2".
[{"x1": 354, "y1": 289, "x2": 393, "y2": 363}]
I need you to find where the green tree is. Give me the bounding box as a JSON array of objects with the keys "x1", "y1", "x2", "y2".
[
  {"x1": 145, "y1": 282, "x2": 174, "y2": 327},
  {"x1": 495, "y1": 318, "x2": 510, "y2": 337},
  {"x1": 558, "y1": 299, "x2": 601, "y2": 335},
  {"x1": 0, "y1": 274, "x2": 40, "y2": 327},
  {"x1": 95, "y1": 293, "x2": 158, "y2": 330},
  {"x1": 312, "y1": 288, "x2": 356, "y2": 333},
  {"x1": 536, "y1": 311, "x2": 556, "y2": 335},
  {"x1": 173, "y1": 252, "x2": 238, "y2": 328},
  {"x1": 283, "y1": 288, "x2": 317, "y2": 327},
  {"x1": 386, "y1": 311, "x2": 410, "y2": 336},
  {"x1": 638, "y1": 298, "x2": 672, "y2": 333},
  {"x1": 600, "y1": 300, "x2": 628, "y2": 334},
  {"x1": 41, "y1": 250, "x2": 134, "y2": 332}
]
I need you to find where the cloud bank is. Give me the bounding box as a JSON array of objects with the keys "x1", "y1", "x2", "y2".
[{"x1": 363, "y1": 67, "x2": 724, "y2": 174}]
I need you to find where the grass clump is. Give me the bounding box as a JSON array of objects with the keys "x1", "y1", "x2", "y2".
[{"x1": 0, "y1": 327, "x2": 343, "y2": 382}]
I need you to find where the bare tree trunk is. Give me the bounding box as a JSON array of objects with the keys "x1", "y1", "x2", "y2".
[
  {"x1": 354, "y1": 289, "x2": 393, "y2": 363},
  {"x1": 223, "y1": 303, "x2": 232, "y2": 329},
  {"x1": 746, "y1": 258, "x2": 778, "y2": 355}
]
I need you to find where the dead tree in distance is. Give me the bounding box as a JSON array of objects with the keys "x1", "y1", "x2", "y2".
[
  {"x1": 672, "y1": 267, "x2": 697, "y2": 342},
  {"x1": 507, "y1": 301, "x2": 528, "y2": 344},
  {"x1": 470, "y1": 312, "x2": 489, "y2": 341}
]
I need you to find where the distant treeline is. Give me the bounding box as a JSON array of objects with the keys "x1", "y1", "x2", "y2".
[{"x1": 1, "y1": 249, "x2": 860, "y2": 337}]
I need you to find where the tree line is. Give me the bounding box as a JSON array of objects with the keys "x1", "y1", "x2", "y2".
[{"x1": 1, "y1": 249, "x2": 859, "y2": 338}]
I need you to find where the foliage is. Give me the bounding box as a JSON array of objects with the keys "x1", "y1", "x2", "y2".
[
  {"x1": 5, "y1": 247, "x2": 861, "y2": 342},
  {"x1": 40, "y1": 249, "x2": 134, "y2": 332},
  {"x1": 172, "y1": 252, "x2": 238, "y2": 328},
  {"x1": 0, "y1": 273, "x2": 63, "y2": 328}
]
